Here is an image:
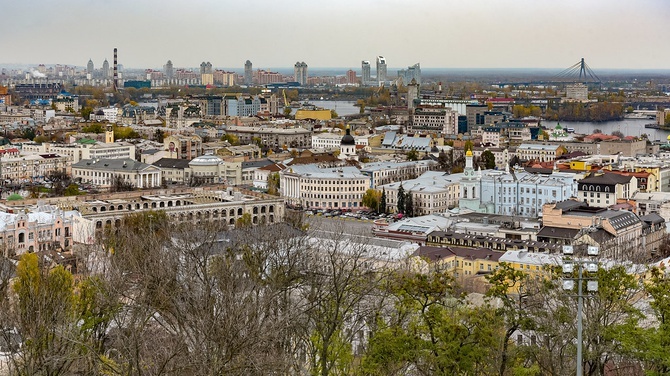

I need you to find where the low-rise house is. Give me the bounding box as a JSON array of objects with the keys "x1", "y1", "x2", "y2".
[
  {"x1": 253, "y1": 163, "x2": 286, "y2": 190},
  {"x1": 373, "y1": 215, "x2": 453, "y2": 244},
  {"x1": 72, "y1": 158, "x2": 162, "y2": 189},
  {"x1": 577, "y1": 172, "x2": 638, "y2": 207},
  {"x1": 411, "y1": 245, "x2": 502, "y2": 291},
  {"x1": 152, "y1": 158, "x2": 190, "y2": 184}
]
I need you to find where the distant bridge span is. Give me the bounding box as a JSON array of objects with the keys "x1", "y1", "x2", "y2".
[{"x1": 490, "y1": 58, "x2": 601, "y2": 87}]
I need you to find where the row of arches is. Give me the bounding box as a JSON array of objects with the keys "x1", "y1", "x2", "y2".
[
  {"x1": 88, "y1": 202, "x2": 276, "y2": 215},
  {"x1": 95, "y1": 211, "x2": 276, "y2": 229}
]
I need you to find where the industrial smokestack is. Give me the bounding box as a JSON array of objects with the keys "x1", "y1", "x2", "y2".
[{"x1": 113, "y1": 48, "x2": 118, "y2": 91}]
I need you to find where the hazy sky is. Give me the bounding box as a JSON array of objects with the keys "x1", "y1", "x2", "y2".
[{"x1": 2, "y1": 0, "x2": 669, "y2": 70}]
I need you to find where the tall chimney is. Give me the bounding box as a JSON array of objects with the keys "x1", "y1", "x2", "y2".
[{"x1": 113, "y1": 47, "x2": 118, "y2": 92}]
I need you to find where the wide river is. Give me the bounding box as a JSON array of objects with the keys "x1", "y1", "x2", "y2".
[
  {"x1": 290, "y1": 103, "x2": 668, "y2": 142},
  {"x1": 541, "y1": 119, "x2": 668, "y2": 142},
  {"x1": 287, "y1": 100, "x2": 359, "y2": 116}
]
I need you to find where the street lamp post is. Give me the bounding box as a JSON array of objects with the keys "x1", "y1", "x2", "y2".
[{"x1": 562, "y1": 244, "x2": 599, "y2": 376}]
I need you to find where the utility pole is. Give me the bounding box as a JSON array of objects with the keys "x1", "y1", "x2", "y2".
[{"x1": 562, "y1": 244, "x2": 599, "y2": 376}]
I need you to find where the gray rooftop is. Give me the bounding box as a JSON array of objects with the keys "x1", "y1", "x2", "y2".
[{"x1": 72, "y1": 158, "x2": 155, "y2": 172}]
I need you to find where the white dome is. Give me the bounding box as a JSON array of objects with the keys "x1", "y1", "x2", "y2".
[{"x1": 189, "y1": 154, "x2": 223, "y2": 166}]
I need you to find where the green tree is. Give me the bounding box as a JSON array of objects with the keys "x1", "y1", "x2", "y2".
[
  {"x1": 236, "y1": 212, "x2": 252, "y2": 228},
  {"x1": 481, "y1": 149, "x2": 496, "y2": 169},
  {"x1": 12, "y1": 253, "x2": 80, "y2": 375},
  {"x1": 154, "y1": 128, "x2": 165, "y2": 143},
  {"x1": 405, "y1": 149, "x2": 419, "y2": 161},
  {"x1": 396, "y1": 184, "x2": 405, "y2": 214},
  {"x1": 267, "y1": 172, "x2": 280, "y2": 196},
  {"x1": 81, "y1": 107, "x2": 93, "y2": 120},
  {"x1": 33, "y1": 135, "x2": 49, "y2": 143},
  {"x1": 464, "y1": 140, "x2": 474, "y2": 153},
  {"x1": 437, "y1": 150, "x2": 452, "y2": 171},
  {"x1": 221, "y1": 133, "x2": 240, "y2": 145},
  {"x1": 283, "y1": 106, "x2": 292, "y2": 118},
  {"x1": 330, "y1": 109, "x2": 338, "y2": 118},
  {"x1": 404, "y1": 191, "x2": 413, "y2": 217},
  {"x1": 81, "y1": 122, "x2": 105, "y2": 133},
  {"x1": 113, "y1": 125, "x2": 141, "y2": 140},
  {"x1": 362, "y1": 270, "x2": 502, "y2": 375},
  {"x1": 624, "y1": 268, "x2": 670, "y2": 374},
  {"x1": 379, "y1": 189, "x2": 387, "y2": 214},
  {"x1": 362, "y1": 189, "x2": 382, "y2": 211},
  {"x1": 64, "y1": 183, "x2": 81, "y2": 196},
  {"x1": 22, "y1": 127, "x2": 36, "y2": 140},
  {"x1": 518, "y1": 264, "x2": 643, "y2": 376},
  {"x1": 486, "y1": 263, "x2": 537, "y2": 376}
]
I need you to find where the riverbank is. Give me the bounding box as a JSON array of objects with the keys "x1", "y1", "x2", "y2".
[{"x1": 541, "y1": 119, "x2": 670, "y2": 142}]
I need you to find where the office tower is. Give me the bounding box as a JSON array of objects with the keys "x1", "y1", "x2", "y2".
[
  {"x1": 376, "y1": 56, "x2": 387, "y2": 84},
  {"x1": 87, "y1": 59, "x2": 94, "y2": 75},
  {"x1": 398, "y1": 63, "x2": 421, "y2": 86},
  {"x1": 244, "y1": 60, "x2": 252, "y2": 85},
  {"x1": 200, "y1": 62, "x2": 213, "y2": 74},
  {"x1": 164, "y1": 60, "x2": 174, "y2": 79},
  {"x1": 102, "y1": 59, "x2": 110, "y2": 78},
  {"x1": 361, "y1": 61, "x2": 371, "y2": 86},
  {"x1": 407, "y1": 79, "x2": 419, "y2": 111},
  {"x1": 200, "y1": 62, "x2": 213, "y2": 85},
  {"x1": 294, "y1": 61, "x2": 308, "y2": 86}
]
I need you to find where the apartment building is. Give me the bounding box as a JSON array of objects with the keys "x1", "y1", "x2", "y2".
[{"x1": 577, "y1": 172, "x2": 638, "y2": 207}]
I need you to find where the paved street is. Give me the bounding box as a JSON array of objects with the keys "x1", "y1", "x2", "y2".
[{"x1": 305, "y1": 214, "x2": 375, "y2": 236}]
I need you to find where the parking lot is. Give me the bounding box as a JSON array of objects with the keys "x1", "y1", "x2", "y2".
[{"x1": 303, "y1": 209, "x2": 398, "y2": 222}]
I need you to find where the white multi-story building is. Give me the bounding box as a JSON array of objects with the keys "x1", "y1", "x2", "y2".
[
  {"x1": 380, "y1": 171, "x2": 461, "y2": 215},
  {"x1": 516, "y1": 143, "x2": 563, "y2": 163},
  {"x1": 360, "y1": 160, "x2": 437, "y2": 188},
  {"x1": 577, "y1": 172, "x2": 638, "y2": 208},
  {"x1": 102, "y1": 107, "x2": 119, "y2": 123},
  {"x1": 459, "y1": 151, "x2": 577, "y2": 217},
  {"x1": 22, "y1": 141, "x2": 136, "y2": 164},
  {"x1": 280, "y1": 164, "x2": 369, "y2": 210},
  {"x1": 72, "y1": 158, "x2": 162, "y2": 189},
  {"x1": 565, "y1": 83, "x2": 588, "y2": 101},
  {"x1": 409, "y1": 106, "x2": 459, "y2": 136},
  {"x1": 0, "y1": 154, "x2": 70, "y2": 183},
  {"x1": 311, "y1": 132, "x2": 371, "y2": 150}
]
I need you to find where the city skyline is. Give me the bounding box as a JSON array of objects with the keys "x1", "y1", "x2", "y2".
[{"x1": 1, "y1": 0, "x2": 669, "y2": 70}]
